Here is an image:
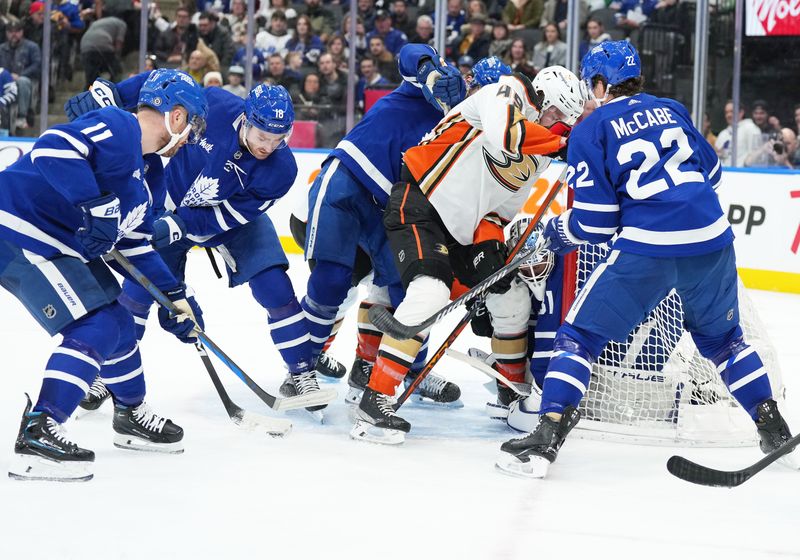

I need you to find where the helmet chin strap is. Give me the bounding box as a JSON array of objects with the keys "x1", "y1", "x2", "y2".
[
  {"x1": 156, "y1": 112, "x2": 192, "y2": 156},
  {"x1": 240, "y1": 119, "x2": 256, "y2": 157}
]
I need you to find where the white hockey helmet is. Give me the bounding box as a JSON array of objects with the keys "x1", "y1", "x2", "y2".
[
  {"x1": 531, "y1": 65, "x2": 586, "y2": 126},
  {"x1": 507, "y1": 218, "x2": 555, "y2": 295}
]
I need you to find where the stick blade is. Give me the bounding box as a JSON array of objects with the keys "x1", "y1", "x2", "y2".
[
  {"x1": 273, "y1": 388, "x2": 338, "y2": 412},
  {"x1": 666, "y1": 455, "x2": 750, "y2": 488},
  {"x1": 232, "y1": 409, "x2": 293, "y2": 437},
  {"x1": 367, "y1": 305, "x2": 419, "y2": 340}
]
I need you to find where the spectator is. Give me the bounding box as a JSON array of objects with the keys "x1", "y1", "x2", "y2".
[
  {"x1": 287, "y1": 14, "x2": 324, "y2": 67},
  {"x1": 366, "y1": 10, "x2": 408, "y2": 56},
  {"x1": 341, "y1": 15, "x2": 368, "y2": 59},
  {"x1": 541, "y1": 0, "x2": 587, "y2": 31},
  {"x1": 0, "y1": 20, "x2": 41, "y2": 130},
  {"x1": 198, "y1": 12, "x2": 234, "y2": 69},
  {"x1": 391, "y1": 0, "x2": 415, "y2": 37},
  {"x1": 326, "y1": 35, "x2": 349, "y2": 72},
  {"x1": 456, "y1": 14, "x2": 490, "y2": 61},
  {"x1": 714, "y1": 100, "x2": 763, "y2": 167},
  {"x1": 154, "y1": 6, "x2": 198, "y2": 64},
  {"x1": 79, "y1": 16, "x2": 127, "y2": 89},
  {"x1": 255, "y1": 10, "x2": 293, "y2": 57},
  {"x1": 489, "y1": 21, "x2": 511, "y2": 58},
  {"x1": 297, "y1": 0, "x2": 336, "y2": 43},
  {"x1": 144, "y1": 54, "x2": 158, "y2": 71},
  {"x1": 703, "y1": 112, "x2": 716, "y2": 147},
  {"x1": 264, "y1": 52, "x2": 301, "y2": 96},
  {"x1": 750, "y1": 99, "x2": 781, "y2": 136},
  {"x1": 260, "y1": 0, "x2": 298, "y2": 23},
  {"x1": 578, "y1": 17, "x2": 611, "y2": 60},
  {"x1": 0, "y1": 68, "x2": 18, "y2": 134},
  {"x1": 744, "y1": 128, "x2": 797, "y2": 170},
  {"x1": 532, "y1": 22, "x2": 566, "y2": 72},
  {"x1": 184, "y1": 41, "x2": 220, "y2": 85},
  {"x1": 356, "y1": 0, "x2": 377, "y2": 32},
  {"x1": 355, "y1": 57, "x2": 388, "y2": 110},
  {"x1": 368, "y1": 35, "x2": 399, "y2": 82},
  {"x1": 503, "y1": 0, "x2": 544, "y2": 32},
  {"x1": 53, "y1": 0, "x2": 86, "y2": 32},
  {"x1": 221, "y1": 0, "x2": 248, "y2": 47},
  {"x1": 204, "y1": 71, "x2": 223, "y2": 87},
  {"x1": 231, "y1": 46, "x2": 269, "y2": 81},
  {"x1": 443, "y1": 0, "x2": 467, "y2": 48},
  {"x1": 317, "y1": 52, "x2": 347, "y2": 106},
  {"x1": 286, "y1": 51, "x2": 304, "y2": 73},
  {"x1": 223, "y1": 64, "x2": 247, "y2": 97},
  {"x1": 503, "y1": 37, "x2": 535, "y2": 79},
  {"x1": 23, "y1": 2, "x2": 46, "y2": 47},
  {"x1": 467, "y1": 0, "x2": 489, "y2": 20},
  {"x1": 410, "y1": 14, "x2": 434, "y2": 45},
  {"x1": 294, "y1": 71, "x2": 322, "y2": 120},
  {"x1": 457, "y1": 55, "x2": 473, "y2": 78}
]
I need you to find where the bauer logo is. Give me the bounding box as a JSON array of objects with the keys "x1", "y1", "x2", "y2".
[{"x1": 42, "y1": 304, "x2": 56, "y2": 319}]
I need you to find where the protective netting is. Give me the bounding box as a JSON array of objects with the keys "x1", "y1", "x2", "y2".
[{"x1": 571, "y1": 243, "x2": 784, "y2": 446}]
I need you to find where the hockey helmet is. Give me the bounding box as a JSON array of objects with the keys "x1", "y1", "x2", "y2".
[
  {"x1": 507, "y1": 218, "x2": 555, "y2": 295},
  {"x1": 138, "y1": 69, "x2": 208, "y2": 147},
  {"x1": 245, "y1": 83, "x2": 294, "y2": 137},
  {"x1": 471, "y1": 56, "x2": 512, "y2": 90},
  {"x1": 580, "y1": 40, "x2": 641, "y2": 94},
  {"x1": 531, "y1": 65, "x2": 585, "y2": 126}
]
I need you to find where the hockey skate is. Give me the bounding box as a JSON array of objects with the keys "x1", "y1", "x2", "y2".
[
  {"x1": 404, "y1": 370, "x2": 463, "y2": 408},
  {"x1": 486, "y1": 380, "x2": 531, "y2": 420},
  {"x1": 755, "y1": 399, "x2": 800, "y2": 470},
  {"x1": 345, "y1": 357, "x2": 372, "y2": 408},
  {"x1": 9, "y1": 395, "x2": 94, "y2": 482},
  {"x1": 350, "y1": 387, "x2": 410, "y2": 445},
  {"x1": 316, "y1": 352, "x2": 346, "y2": 379},
  {"x1": 495, "y1": 407, "x2": 581, "y2": 479},
  {"x1": 113, "y1": 401, "x2": 184, "y2": 453},
  {"x1": 280, "y1": 371, "x2": 328, "y2": 422},
  {"x1": 76, "y1": 375, "x2": 110, "y2": 417}
]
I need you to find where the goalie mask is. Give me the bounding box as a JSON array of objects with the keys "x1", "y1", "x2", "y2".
[{"x1": 507, "y1": 218, "x2": 555, "y2": 299}]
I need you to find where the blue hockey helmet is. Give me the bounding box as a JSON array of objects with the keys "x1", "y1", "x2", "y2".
[
  {"x1": 470, "y1": 56, "x2": 512, "y2": 89},
  {"x1": 138, "y1": 69, "x2": 208, "y2": 150},
  {"x1": 580, "y1": 40, "x2": 641, "y2": 91},
  {"x1": 245, "y1": 84, "x2": 294, "y2": 135}
]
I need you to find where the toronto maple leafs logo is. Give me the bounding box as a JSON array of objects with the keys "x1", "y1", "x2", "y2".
[
  {"x1": 117, "y1": 202, "x2": 148, "y2": 241},
  {"x1": 182, "y1": 174, "x2": 220, "y2": 207}
]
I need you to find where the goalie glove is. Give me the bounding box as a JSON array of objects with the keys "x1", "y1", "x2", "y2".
[
  {"x1": 541, "y1": 210, "x2": 583, "y2": 256},
  {"x1": 417, "y1": 57, "x2": 466, "y2": 113},
  {"x1": 64, "y1": 78, "x2": 123, "y2": 121}
]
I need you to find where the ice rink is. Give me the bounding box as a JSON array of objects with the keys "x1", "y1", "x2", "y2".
[{"x1": 0, "y1": 252, "x2": 797, "y2": 560}]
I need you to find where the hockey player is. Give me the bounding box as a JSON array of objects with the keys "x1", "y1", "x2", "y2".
[
  {"x1": 352, "y1": 66, "x2": 586, "y2": 444},
  {"x1": 497, "y1": 40, "x2": 799, "y2": 478},
  {"x1": 467, "y1": 56, "x2": 512, "y2": 93},
  {"x1": 66, "y1": 76, "x2": 332, "y2": 413},
  {"x1": 300, "y1": 43, "x2": 468, "y2": 408},
  {"x1": 0, "y1": 69, "x2": 208, "y2": 481}
]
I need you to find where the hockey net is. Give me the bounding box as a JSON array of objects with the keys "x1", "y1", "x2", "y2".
[{"x1": 562, "y1": 237, "x2": 785, "y2": 448}]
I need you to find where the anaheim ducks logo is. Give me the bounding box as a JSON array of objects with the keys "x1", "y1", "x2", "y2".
[{"x1": 483, "y1": 148, "x2": 538, "y2": 193}]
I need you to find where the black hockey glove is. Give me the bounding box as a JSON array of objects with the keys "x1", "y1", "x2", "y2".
[
  {"x1": 467, "y1": 299, "x2": 493, "y2": 338},
  {"x1": 470, "y1": 239, "x2": 512, "y2": 294}
]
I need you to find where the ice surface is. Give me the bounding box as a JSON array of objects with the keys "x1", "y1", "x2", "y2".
[{"x1": 0, "y1": 252, "x2": 797, "y2": 559}]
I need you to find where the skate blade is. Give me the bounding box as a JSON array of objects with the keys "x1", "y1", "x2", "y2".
[
  {"x1": 349, "y1": 420, "x2": 405, "y2": 445},
  {"x1": 273, "y1": 388, "x2": 338, "y2": 412},
  {"x1": 233, "y1": 411, "x2": 292, "y2": 437},
  {"x1": 113, "y1": 434, "x2": 185, "y2": 454},
  {"x1": 408, "y1": 394, "x2": 464, "y2": 409},
  {"x1": 8, "y1": 454, "x2": 93, "y2": 482},
  {"x1": 485, "y1": 401, "x2": 509, "y2": 420},
  {"x1": 494, "y1": 453, "x2": 550, "y2": 479},
  {"x1": 74, "y1": 407, "x2": 100, "y2": 420}
]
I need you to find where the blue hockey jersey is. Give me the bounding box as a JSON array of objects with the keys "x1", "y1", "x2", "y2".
[
  {"x1": 328, "y1": 44, "x2": 448, "y2": 206},
  {"x1": 0, "y1": 108, "x2": 178, "y2": 290},
  {"x1": 115, "y1": 74, "x2": 298, "y2": 240},
  {"x1": 527, "y1": 256, "x2": 564, "y2": 387},
  {"x1": 566, "y1": 93, "x2": 731, "y2": 257}
]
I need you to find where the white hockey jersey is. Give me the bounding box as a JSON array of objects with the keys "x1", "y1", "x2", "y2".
[{"x1": 403, "y1": 74, "x2": 563, "y2": 245}]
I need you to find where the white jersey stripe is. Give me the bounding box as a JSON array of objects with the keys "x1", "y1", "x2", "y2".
[
  {"x1": 274, "y1": 334, "x2": 310, "y2": 350},
  {"x1": 41, "y1": 129, "x2": 90, "y2": 156},
  {"x1": 268, "y1": 311, "x2": 305, "y2": 330},
  {"x1": 213, "y1": 206, "x2": 230, "y2": 232},
  {"x1": 22, "y1": 249, "x2": 88, "y2": 319},
  {"x1": 118, "y1": 245, "x2": 153, "y2": 257},
  {"x1": 566, "y1": 250, "x2": 620, "y2": 323},
  {"x1": 104, "y1": 345, "x2": 139, "y2": 365},
  {"x1": 337, "y1": 140, "x2": 393, "y2": 193},
  {"x1": 103, "y1": 366, "x2": 144, "y2": 385},
  {"x1": 307, "y1": 159, "x2": 339, "y2": 260},
  {"x1": 729, "y1": 367, "x2": 767, "y2": 393},
  {"x1": 572, "y1": 201, "x2": 620, "y2": 212},
  {"x1": 30, "y1": 148, "x2": 85, "y2": 162},
  {"x1": 44, "y1": 369, "x2": 91, "y2": 394},
  {"x1": 617, "y1": 215, "x2": 730, "y2": 246},
  {"x1": 53, "y1": 347, "x2": 101, "y2": 370},
  {"x1": 0, "y1": 211, "x2": 86, "y2": 260},
  {"x1": 545, "y1": 371, "x2": 588, "y2": 395},
  {"x1": 223, "y1": 200, "x2": 248, "y2": 225}
]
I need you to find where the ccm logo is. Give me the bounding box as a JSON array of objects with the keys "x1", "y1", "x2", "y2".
[{"x1": 727, "y1": 205, "x2": 765, "y2": 235}]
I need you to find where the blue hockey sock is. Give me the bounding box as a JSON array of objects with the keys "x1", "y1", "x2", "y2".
[
  {"x1": 251, "y1": 267, "x2": 313, "y2": 374},
  {"x1": 35, "y1": 338, "x2": 102, "y2": 423},
  {"x1": 716, "y1": 345, "x2": 771, "y2": 420},
  {"x1": 540, "y1": 351, "x2": 591, "y2": 414},
  {"x1": 304, "y1": 260, "x2": 352, "y2": 361},
  {"x1": 119, "y1": 280, "x2": 154, "y2": 341},
  {"x1": 99, "y1": 344, "x2": 146, "y2": 406},
  {"x1": 410, "y1": 337, "x2": 429, "y2": 373}
]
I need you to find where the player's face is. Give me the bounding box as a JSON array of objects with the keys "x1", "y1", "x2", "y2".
[
  {"x1": 161, "y1": 108, "x2": 192, "y2": 157},
  {"x1": 245, "y1": 127, "x2": 287, "y2": 159},
  {"x1": 537, "y1": 105, "x2": 568, "y2": 128}
]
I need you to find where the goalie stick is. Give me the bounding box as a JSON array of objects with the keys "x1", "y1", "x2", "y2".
[
  {"x1": 445, "y1": 349, "x2": 530, "y2": 396},
  {"x1": 667, "y1": 434, "x2": 800, "y2": 488},
  {"x1": 195, "y1": 343, "x2": 292, "y2": 436},
  {"x1": 368, "y1": 166, "x2": 568, "y2": 340},
  {"x1": 110, "y1": 250, "x2": 336, "y2": 412}
]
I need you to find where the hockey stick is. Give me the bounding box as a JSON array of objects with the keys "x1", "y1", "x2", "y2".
[
  {"x1": 109, "y1": 250, "x2": 337, "y2": 412},
  {"x1": 666, "y1": 434, "x2": 800, "y2": 488},
  {"x1": 444, "y1": 349, "x2": 530, "y2": 396},
  {"x1": 394, "y1": 167, "x2": 567, "y2": 407},
  {"x1": 368, "y1": 166, "x2": 568, "y2": 340},
  {"x1": 195, "y1": 343, "x2": 292, "y2": 436}
]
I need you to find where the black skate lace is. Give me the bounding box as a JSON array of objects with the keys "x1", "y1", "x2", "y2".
[
  {"x1": 419, "y1": 373, "x2": 448, "y2": 396},
  {"x1": 293, "y1": 372, "x2": 321, "y2": 394},
  {"x1": 319, "y1": 353, "x2": 341, "y2": 372},
  {"x1": 132, "y1": 403, "x2": 167, "y2": 433},
  {"x1": 376, "y1": 393, "x2": 398, "y2": 417},
  {"x1": 45, "y1": 418, "x2": 73, "y2": 445},
  {"x1": 88, "y1": 377, "x2": 109, "y2": 399}
]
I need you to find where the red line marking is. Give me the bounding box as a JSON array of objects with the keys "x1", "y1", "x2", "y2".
[
  {"x1": 792, "y1": 190, "x2": 800, "y2": 199},
  {"x1": 792, "y1": 225, "x2": 800, "y2": 255}
]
